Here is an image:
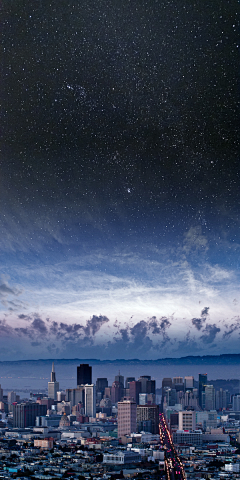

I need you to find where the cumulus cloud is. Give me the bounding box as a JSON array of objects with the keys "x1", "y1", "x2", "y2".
[
  {"x1": 192, "y1": 306, "x2": 209, "y2": 330},
  {"x1": 31, "y1": 317, "x2": 48, "y2": 335},
  {"x1": 83, "y1": 315, "x2": 109, "y2": 336},
  {"x1": 200, "y1": 324, "x2": 221, "y2": 344},
  {"x1": 223, "y1": 318, "x2": 240, "y2": 338}
]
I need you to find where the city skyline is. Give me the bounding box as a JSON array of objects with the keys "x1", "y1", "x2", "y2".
[{"x1": 1, "y1": 0, "x2": 239, "y2": 361}]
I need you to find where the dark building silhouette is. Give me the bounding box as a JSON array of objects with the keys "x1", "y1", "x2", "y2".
[
  {"x1": 111, "y1": 381, "x2": 123, "y2": 404},
  {"x1": 96, "y1": 378, "x2": 108, "y2": 393},
  {"x1": 13, "y1": 403, "x2": 47, "y2": 428},
  {"x1": 199, "y1": 373, "x2": 207, "y2": 408},
  {"x1": 162, "y1": 378, "x2": 172, "y2": 389},
  {"x1": 146, "y1": 379, "x2": 156, "y2": 395},
  {"x1": 115, "y1": 372, "x2": 124, "y2": 387},
  {"x1": 129, "y1": 381, "x2": 141, "y2": 405},
  {"x1": 125, "y1": 377, "x2": 135, "y2": 388},
  {"x1": 138, "y1": 376, "x2": 151, "y2": 392},
  {"x1": 77, "y1": 364, "x2": 92, "y2": 386}
]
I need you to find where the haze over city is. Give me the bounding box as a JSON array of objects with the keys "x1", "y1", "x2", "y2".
[{"x1": 1, "y1": 0, "x2": 239, "y2": 361}]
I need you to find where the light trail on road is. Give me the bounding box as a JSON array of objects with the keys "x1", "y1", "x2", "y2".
[{"x1": 159, "y1": 413, "x2": 186, "y2": 480}]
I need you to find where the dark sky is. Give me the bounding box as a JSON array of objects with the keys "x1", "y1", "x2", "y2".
[{"x1": 0, "y1": 0, "x2": 239, "y2": 360}]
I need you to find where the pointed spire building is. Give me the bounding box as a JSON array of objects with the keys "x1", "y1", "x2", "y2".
[{"x1": 48, "y1": 361, "x2": 59, "y2": 400}]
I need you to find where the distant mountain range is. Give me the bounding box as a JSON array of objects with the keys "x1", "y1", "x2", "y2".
[{"x1": 0, "y1": 353, "x2": 240, "y2": 366}]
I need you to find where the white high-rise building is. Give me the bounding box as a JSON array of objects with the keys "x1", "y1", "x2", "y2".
[
  {"x1": 178, "y1": 410, "x2": 196, "y2": 431},
  {"x1": 48, "y1": 362, "x2": 59, "y2": 401},
  {"x1": 84, "y1": 384, "x2": 96, "y2": 418}
]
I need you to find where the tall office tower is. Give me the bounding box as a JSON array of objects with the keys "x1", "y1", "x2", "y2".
[
  {"x1": 178, "y1": 410, "x2": 196, "y2": 431},
  {"x1": 48, "y1": 362, "x2": 59, "y2": 400},
  {"x1": 84, "y1": 384, "x2": 96, "y2": 418},
  {"x1": 162, "y1": 387, "x2": 177, "y2": 407},
  {"x1": 13, "y1": 402, "x2": 47, "y2": 428},
  {"x1": 216, "y1": 388, "x2": 230, "y2": 410},
  {"x1": 77, "y1": 364, "x2": 92, "y2": 386},
  {"x1": 7, "y1": 391, "x2": 17, "y2": 404},
  {"x1": 138, "y1": 375, "x2": 151, "y2": 393},
  {"x1": 111, "y1": 381, "x2": 123, "y2": 404},
  {"x1": 96, "y1": 378, "x2": 108, "y2": 394},
  {"x1": 115, "y1": 372, "x2": 124, "y2": 387},
  {"x1": 184, "y1": 376, "x2": 194, "y2": 390},
  {"x1": 173, "y1": 377, "x2": 183, "y2": 385},
  {"x1": 125, "y1": 377, "x2": 135, "y2": 389},
  {"x1": 118, "y1": 400, "x2": 137, "y2": 437},
  {"x1": 232, "y1": 395, "x2": 240, "y2": 411},
  {"x1": 129, "y1": 381, "x2": 141, "y2": 404},
  {"x1": 0, "y1": 385, "x2": 3, "y2": 402},
  {"x1": 146, "y1": 380, "x2": 156, "y2": 395},
  {"x1": 66, "y1": 387, "x2": 85, "y2": 406},
  {"x1": 162, "y1": 378, "x2": 172, "y2": 389},
  {"x1": 205, "y1": 385, "x2": 216, "y2": 410},
  {"x1": 198, "y1": 373, "x2": 208, "y2": 408},
  {"x1": 137, "y1": 404, "x2": 159, "y2": 434}
]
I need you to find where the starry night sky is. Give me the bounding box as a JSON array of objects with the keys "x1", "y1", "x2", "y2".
[{"x1": 0, "y1": 0, "x2": 239, "y2": 360}]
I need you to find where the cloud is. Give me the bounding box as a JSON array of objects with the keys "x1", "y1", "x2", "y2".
[
  {"x1": 200, "y1": 323, "x2": 221, "y2": 344},
  {"x1": 192, "y1": 306, "x2": 209, "y2": 330},
  {"x1": 83, "y1": 315, "x2": 109, "y2": 336},
  {"x1": 223, "y1": 318, "x2": 240, "y2": 338},
  {"x1": 0, "y1": 320, "x2": 14, "y2": 336},
  {"x1": 31, "y1": 317, "x2": 48, "y2": 335},
  {"x1": 0, "y1": 282, "x2": 22, "y2": 296},
  {"x1": 18, "y1": 314, "x2": 31, "y2": 320},
  {"x1": 201, "y1": 307, "x2": 209, "y2": 317}
]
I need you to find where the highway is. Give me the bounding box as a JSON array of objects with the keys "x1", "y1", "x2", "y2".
[{"x1": 159, "y1": 413, "x2": 186, "y2": 480}]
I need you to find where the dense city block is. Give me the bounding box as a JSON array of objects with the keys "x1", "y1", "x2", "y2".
[{"x1": 0, "y1": 364, "x2": 240, "y2": 479}]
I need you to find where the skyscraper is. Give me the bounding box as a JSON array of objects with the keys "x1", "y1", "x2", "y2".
[
  {"x1": 77, "y1": 364, "x2": 92, "y2": 386},
  {"x1": 84, "y1": 384, "x2": 96, "y2": 418},
  {"x1": 48, "y1": 362, "x2": 59, "y2": 400},
  {"x1": 125, "y1": 377, "x2": 135, "y2": 389},
  {"x1": 66, "y1": 387, "x2": 85, "y2": 406},
  {"x1": 205, "y1": 385, "x2": 215, "y2": 410},
  {"x1": 138, "y1": 375, "x2": 151, "y2": 393},
  {"x1": 199, "y1": 373, "x2": 207, "y2": 409},
  {"x1": 162, "y1": 378, "x2": 172, "y2": 389},
  {"x1": 115, "y1": 372, "x2": 124, "y2": 387},
  {"x1": 96, "y1": 378, "x2": 108, "y2": 393},
  {"x1": 184, "y1": 376, "x2": 194, "y2": 390},
  {"x1": 129, "y1": 381, "x2": 141, "y2": 404},
  {"x1": 136, "y1": 404, "x2": 159, "y2": 434},
  {"x1": 111, "y1": 381, "x2": 123, "y2": 404},
  {"x1": 13, "y1": 402, "x2": 47, "y2": 428},
  {"x1": 118, "y1": 400, "x2": 137, "y2": 437}
]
